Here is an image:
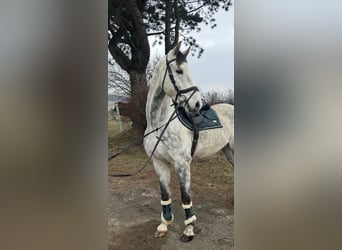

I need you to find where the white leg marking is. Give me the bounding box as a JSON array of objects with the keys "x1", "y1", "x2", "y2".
[
  {"x1": 155, "y1": 212, "x2": 174, "y2": 238},
  {"x1": 154, "y1": 222, "x2": 169, "y2": 238},
  {"x1": 183, "y1": 224, "x2": 194, "y2": 236},
  {"x1": 157, "y1": 223, "x2": 168, "y2": 232}
]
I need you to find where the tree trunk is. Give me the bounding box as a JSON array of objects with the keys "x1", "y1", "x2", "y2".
[
  {"x1": 164, "y1": 0, "x2": 180, "y2": 53},
  {"x1": 164, "y1": 0, "x2": 172, "y2": 54},
  {"x1": 120, "y1": 70, "x2": 148, "y2": 132}
]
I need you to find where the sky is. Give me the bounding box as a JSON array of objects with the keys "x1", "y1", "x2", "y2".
[{"x1": 149, "y1": 7, "x2": 234, "y2": 93}]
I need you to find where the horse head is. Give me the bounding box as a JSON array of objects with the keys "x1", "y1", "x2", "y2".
[{"x1": 162, "y1": 41, "x2": 203, "y2": 113}]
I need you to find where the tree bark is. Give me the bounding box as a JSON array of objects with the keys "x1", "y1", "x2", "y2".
[
  {"x1": 119, "y1": 70, "x2": 148, "y2": 131},
  {"x1": 129, "y1": 70, "x2": 148, "y2": 131}
]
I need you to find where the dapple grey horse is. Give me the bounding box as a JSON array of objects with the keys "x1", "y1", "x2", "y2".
[{"x1": 144, "y1": 41, "x2": 234, "y2": 242}]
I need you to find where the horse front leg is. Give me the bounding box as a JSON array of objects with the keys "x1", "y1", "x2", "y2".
[
  {"x1": 153, "y1": 159, "x2": 174, "y2": 238},
  {"x1": 176, "y1": 163, "x2": 197, "y2": 242}
]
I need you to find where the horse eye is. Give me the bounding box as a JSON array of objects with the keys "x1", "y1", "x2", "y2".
[{"x1": 176, "y1": 69, "x2": 183, "y2": 74}]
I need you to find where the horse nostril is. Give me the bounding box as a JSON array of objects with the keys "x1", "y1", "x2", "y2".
[{"x1": 195, "y1": 101, "x2": 200, "y2": 108}]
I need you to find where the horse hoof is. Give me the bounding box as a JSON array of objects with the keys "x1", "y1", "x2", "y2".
[
  {"x1": 180, "y1": 234, "x2": 194, "y2": 242},
  {"x1": 154, "y1": 230, "x2": 168, "y2": 238}
]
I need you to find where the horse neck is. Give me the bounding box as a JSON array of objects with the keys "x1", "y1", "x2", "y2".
[{"x1": 146, "y1": 64, "x2": 173, "y2": 128}]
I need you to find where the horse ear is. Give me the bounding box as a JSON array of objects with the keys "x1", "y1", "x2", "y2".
[
  {"x1": 183, "y1": 47, "x2": 191, "y2": 58},
  {"x1": 173, "y1": 41, "x2": 182, "y2": 55}
]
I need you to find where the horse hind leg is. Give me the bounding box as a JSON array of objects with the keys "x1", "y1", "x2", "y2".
[
  {"x1": 152, "y1": 159, "x2": 174, "y2": 238},
  {"x1": 222, "y1": 143, "x2": 234, "y2": 167}
]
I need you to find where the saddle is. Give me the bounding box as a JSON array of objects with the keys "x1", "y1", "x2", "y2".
[{"x1": 176, "y1": 104, "x2": 223, "y2": 156}]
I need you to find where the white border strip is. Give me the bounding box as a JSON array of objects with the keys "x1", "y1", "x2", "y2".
[
  {"x1": 182, "y1": 202, "x2": 193, "y2": 209},
  {"x1": 184, "y1": 215, "x2": 197, "y2": 225},
  {"x1": 160, "y1": 199, "x2": 172, "y2": 206}
]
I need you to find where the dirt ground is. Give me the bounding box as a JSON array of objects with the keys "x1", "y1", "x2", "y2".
[{"x1": 108, "y1": 122, "x2": 234, "y2": 249}]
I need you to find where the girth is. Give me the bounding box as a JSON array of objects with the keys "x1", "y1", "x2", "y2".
[{"x1": 189, "y1": 114, "x2": 199, "y2": 157}]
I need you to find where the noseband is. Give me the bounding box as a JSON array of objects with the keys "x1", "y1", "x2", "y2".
[{"x1": 162, "y1": 57, "x2": 199, "y2": 106}]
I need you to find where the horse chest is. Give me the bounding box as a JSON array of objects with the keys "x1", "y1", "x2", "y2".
[{"x1": 144, "y1": 127, "x2": 192, "y2": 162}]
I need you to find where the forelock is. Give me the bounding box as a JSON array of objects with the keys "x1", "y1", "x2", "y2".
[{"x1": 176, "y1": 51, "x2": 187, "y2": 65}]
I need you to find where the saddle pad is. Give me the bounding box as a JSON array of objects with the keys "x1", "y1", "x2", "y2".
[{"x1": 176, "y1": 106, "x2": 223, "y2": 131}]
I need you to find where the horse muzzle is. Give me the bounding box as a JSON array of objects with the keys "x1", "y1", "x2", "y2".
[{"x1": 184, "y1": 95, "x2": 202, "y2": 114}]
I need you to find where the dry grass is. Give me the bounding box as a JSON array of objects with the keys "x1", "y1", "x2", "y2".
[
  {"x1": 108, "y1": 119, "x2": 234, "y2": 207},
  {"x1": 108, "y1": 118, "x2": 132, "y2": 138}
]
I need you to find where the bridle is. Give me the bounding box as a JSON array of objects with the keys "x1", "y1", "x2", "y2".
[{"x1": 162, "y1": 57, "x2": 200, "y2": 108}]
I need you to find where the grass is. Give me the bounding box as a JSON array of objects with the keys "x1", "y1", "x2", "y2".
[
  {"x1": 108, "y1": 118, "x2": 132, "y2": 138},
  {"x1": 108, "y1": 118, "x2": 234, "y2": 206}
]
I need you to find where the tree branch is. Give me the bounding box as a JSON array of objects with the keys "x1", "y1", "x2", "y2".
[
  {"x1": 147, "y1": 30, "x2": 165, "y2": 36},
  {"x1": 187, "y1": 3, "x2": 206, "y2": 14},
  {"x1": 108, "y1": 33, "x2": 131, "y2": 72},
  {"x1": 164, "y1": 0, "x2": 172, "y2": 53}
]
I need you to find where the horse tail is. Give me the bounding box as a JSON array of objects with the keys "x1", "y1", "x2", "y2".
[{"x1": 222, "y1": 143, "x2": 234, "y2": 168}]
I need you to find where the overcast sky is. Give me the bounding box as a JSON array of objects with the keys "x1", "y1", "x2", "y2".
[{"x1": 150, "y1": 7, "x2": 234, "y2": 93}]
